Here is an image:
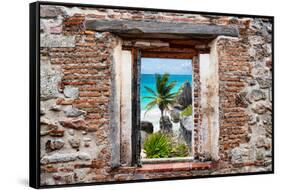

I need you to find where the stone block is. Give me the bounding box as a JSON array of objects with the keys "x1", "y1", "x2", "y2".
[
  {"x1": 64, "y1": 106, "x2": 86, "y2": 117},
  {"x1": 40, "y1": 34, "x2": 75, "y2": 48},
  {"x1": 69, "y1": 137, "x2": 81, "y2": 150},
  {"x1": 40, "y1": 60, "x2": 63, "y2": 100},
  {"x1": 46, "y1": 139, "x2": 65, "y2": 152},
  {"x1": 60, "y1": 119, "x2": 87, "y2": 130},
  {"x1": 41, "y1": 153, "x2": 78, "y2": 164},
  {"x1": 248, "y1": 89, "x2": 266, "y2": 102},
  {"x1": 78, "y1": 153, "x2": 91, "y2": 161},
  {"x1": 256, "y1": 77, "x2": 271, "y2": 89},
  {"x1": 40, "y1": 6, "x2": 63, "y2": 18},
  {"x1": 63, "y1": 86, "x2": 79, "y2": 98}
]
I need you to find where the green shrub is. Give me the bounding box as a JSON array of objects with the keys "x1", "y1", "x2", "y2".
[
  {"x1": 180, "y1": 105, "x2": 192, "y2": 117},
  {"x1": 170, "y1": 143, "x2": 189, "y2": 157},
  {"x1": 144, "y1": 132, "x2": 172, "y2": 158}
]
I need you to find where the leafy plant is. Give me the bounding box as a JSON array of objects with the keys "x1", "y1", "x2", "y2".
[
  {"x1": 170, "y1": 143, "x2": 189, "y2": 157},
  {"x1": 180, "y1": 105, "x2": 192, "y2": 117},
  {"x1": 144, "y1": 132, "x2": 172, "y2": 158},
  {"x1": 143, "y1": 73, "x2": 177, "y2": 118}
]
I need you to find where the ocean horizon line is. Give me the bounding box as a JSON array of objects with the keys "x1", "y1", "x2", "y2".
[{"x1": 141, "y1": 73, "x2": 192, "y2": 76}]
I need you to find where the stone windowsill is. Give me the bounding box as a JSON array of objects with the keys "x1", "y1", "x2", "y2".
[
  {"x1": 136, "y1": 161, "x2": 213, "y2": 173},
  {"x1": 141, "y1": 157, "x2": 194, "y2": 164}
]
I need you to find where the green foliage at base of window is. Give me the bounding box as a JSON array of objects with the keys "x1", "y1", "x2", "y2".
[
  {"x1": 144, "y1": 132, "x2": 190, "y2": 158},
  {"x1": 144, "y1": 132, "x2": 172, "y2": 158},
  {"x1": 170, "y1": 143, "x2": 189, "y2": 157},
  {"x1": 180, "y1": 105, "x2": 192, "y2": 117}
]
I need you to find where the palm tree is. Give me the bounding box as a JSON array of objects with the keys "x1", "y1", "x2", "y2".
[{"x1": 143, "y1": 73, "x2": 177, "y2": 118}]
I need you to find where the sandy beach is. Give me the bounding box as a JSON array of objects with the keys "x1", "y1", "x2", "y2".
[{"x1": 141, "y1": 108, "x2": 181, "y2": 133}]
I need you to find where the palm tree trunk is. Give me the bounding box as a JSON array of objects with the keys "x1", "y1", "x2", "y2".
[
  {"x1": 160, "y1": 109, "x2": 164, "y2": 132},
  {"x1": 160, "y1": 109, "x2": 164, "y2": 118}
]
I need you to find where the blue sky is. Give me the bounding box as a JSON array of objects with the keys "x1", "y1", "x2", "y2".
[{"x1": 141, "y1": 58, "x2": 192, "y2": 75}]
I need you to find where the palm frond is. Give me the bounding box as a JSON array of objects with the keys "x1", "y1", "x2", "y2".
[
  {"x1": 144, "y1": 100, "x2": 157, "y2": 116},
  {"x1": 144, "y1": 86, "x2": 157, "y2": 97},
  {"x1": 142, "y1": 96, "x2": 156, "y2": 100},
  {"x1": 163, "y1": 81, "x2": 177, "y2": 95},
  {"x1": 164, "y1": 92, "x2": 178, "y2": 99},
  {"x1": 155, "y1": 74, "x2": 162, "y2": 94}
]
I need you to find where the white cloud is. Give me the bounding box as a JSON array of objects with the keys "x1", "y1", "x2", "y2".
[{"x1": 141, "y1": 58, "x2": 192, "y2": 75}]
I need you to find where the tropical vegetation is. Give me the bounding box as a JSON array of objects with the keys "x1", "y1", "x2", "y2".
[
  {"x1": 143, "y1": 73, "x2": 178, "y2": 118},
  {"x1": 143, "y1": 132, "x2": 190, "y2": 158},
  {"x1": 180, "y1": 105, "x2": 192, "y2": 117},
  {"x1": 170, "y1": 143, "x2": 189, "y2": 157},
  {"x1": 144, "y1": 132, "x2": 172, "y2": 158}
]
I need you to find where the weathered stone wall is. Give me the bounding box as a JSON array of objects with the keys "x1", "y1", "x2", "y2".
[
  {"x1": 217, "y1": 19, "x2": 272, "y2": 171},
  {"x1": 39, "y1": 4, "x2": 272, "y2": 186},
  {"x1": 40, "y1": 6, "x2": 122, "y2": 184}
]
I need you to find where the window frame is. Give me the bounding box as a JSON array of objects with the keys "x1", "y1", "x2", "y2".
[{"x1": 130, "y1": 46, "x2": 204, "y2": 166}]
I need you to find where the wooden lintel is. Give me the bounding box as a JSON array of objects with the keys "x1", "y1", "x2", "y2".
[
  {"x1": 142, "y1": 47, "x2": 198, "y2": 54},
  {"x1": 86, "y1": 20, "x2": 239, "y2": 39},
  {"x1": 141, "y1": 51, "x2": 196, "y2": 59},
  {"x1": 168, "y1": 39, "x2": 214, "y2": 46}
]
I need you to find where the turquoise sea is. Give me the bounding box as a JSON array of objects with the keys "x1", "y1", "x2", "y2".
[{"x1": 140, "y1": 74, "x2": 192, "y2": 110}]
